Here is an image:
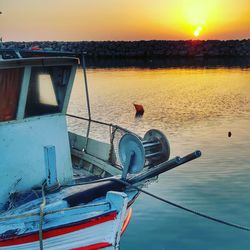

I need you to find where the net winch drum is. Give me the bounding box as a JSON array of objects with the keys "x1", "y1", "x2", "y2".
[{"x1": 118, "y1": 129, "x2": 170, "y2": 175}]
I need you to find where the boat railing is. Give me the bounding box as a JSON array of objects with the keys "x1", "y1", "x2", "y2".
[
  {"x1": 67, "y1": 114, "x2": 138, "y2": 168},
  {"x1": 67, "y1": 114, "x2": 136, "y2": 135},
  {"x1": 0, "y1": 201, "x2": 110, "y2": 220}
]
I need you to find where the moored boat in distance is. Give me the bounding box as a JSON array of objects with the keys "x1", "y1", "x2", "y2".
[{"x1": 0, "y1": 50, "x2": 201, "y2": 249}]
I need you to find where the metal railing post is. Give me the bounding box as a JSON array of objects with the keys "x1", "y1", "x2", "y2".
[{"x1": 82, "y1": 54, "x2": 91, "y2": 151}]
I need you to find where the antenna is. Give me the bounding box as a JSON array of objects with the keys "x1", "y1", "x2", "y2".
[{"x1": 0, "y1": 11, "x2": 2, "y2": 47}]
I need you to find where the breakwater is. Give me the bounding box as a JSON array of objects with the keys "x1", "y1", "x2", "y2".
[{"x1": 2, "y1": 40, "x2": 250, "y2": 57}]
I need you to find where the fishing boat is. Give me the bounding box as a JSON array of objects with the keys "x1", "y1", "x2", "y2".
[{"x1": 0, "y1": 49, "x2": 201, "y2": 249}]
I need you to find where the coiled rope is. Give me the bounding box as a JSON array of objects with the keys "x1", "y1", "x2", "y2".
[{"x1": 114, "y1": 178, "x2": 250, "y2": 232}]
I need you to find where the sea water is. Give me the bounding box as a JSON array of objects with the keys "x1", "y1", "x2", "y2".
[{"x1": 68, "y1": 61, "x2": 250, "y2": 250}]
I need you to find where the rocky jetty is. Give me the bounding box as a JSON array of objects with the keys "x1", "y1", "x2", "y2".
[{"x1": 2, "y1": 40, "x2": 250, "y2": 57}]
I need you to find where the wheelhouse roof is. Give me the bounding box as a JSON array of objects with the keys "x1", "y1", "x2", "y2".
[{"x1": 0, "y1": 57, "x2": 79, "y2": 69}]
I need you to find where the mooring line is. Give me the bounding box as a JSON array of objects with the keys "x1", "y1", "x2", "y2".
[{"x1": 114, "y1": 178, "x2": 250, "y2": 232}]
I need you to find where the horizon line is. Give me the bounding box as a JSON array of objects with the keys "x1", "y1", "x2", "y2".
[{"x1": 3, "y1": 38, "x2": 250, "y2": 43}]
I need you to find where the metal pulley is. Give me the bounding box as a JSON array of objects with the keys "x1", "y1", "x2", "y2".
[
  {"x1": 143, "y1": 129, "x2": 170, "y2": 165},
  {"x1": 119, "y1": 129, "x2": 170, "y2": 179}
]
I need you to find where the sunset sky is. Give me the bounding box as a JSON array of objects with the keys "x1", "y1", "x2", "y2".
[{"x1": 1, "y1": 0, "x2": 250, "y2": 41}]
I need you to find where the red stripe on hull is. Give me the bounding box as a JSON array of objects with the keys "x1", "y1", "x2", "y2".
[
  {"x1": 121, "y1": 208, "x2": 132, "y2": 235},
  {"x1": 0, "y1": 212, "x2": 117, "y2": 247},
  {"x1": 73, "y1": 208, "x2": 133, "y2": 250}
]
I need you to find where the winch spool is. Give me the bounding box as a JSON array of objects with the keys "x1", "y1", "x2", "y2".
[
  {"x1": 143, "y1": 129, "x2": 170, "y2": 165},
  {"x1": 119, "y1": 129, "x2": 170, "y2": 178}
]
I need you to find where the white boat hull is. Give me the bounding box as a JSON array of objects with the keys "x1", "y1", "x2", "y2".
[
  {"x1": 0, "y1": 211, "x2": 130, "y2": 249},
  {"x1": 0, "y1": 191, "x2": 133, "y2": 250}
]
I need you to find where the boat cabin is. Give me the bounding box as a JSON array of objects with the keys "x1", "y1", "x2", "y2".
[{"x1": 0, "y1": 57, "x2": 78, "y2": 208}]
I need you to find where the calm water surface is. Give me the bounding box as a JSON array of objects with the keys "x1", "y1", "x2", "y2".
[{"x1": 68, "y1": 65, "x2": 250, "y2": 250}]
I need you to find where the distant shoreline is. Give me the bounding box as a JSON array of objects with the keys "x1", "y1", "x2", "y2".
[
  {"x1": 2, "y1": 39, "x2": 250, "y2": 58},
  {"x1": 85, "y1": 57, "x2": 250, "y2": 69}
]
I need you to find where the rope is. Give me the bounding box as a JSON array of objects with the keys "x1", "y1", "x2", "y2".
[
  {"x1": 108, "y1": 125, "x2": 118, "y2": 164},
  {"x1": 113, "y1": 179, "x2": 250, "y2": 232},
  {"x1": 0, "y1": 202, "x2": 110, "y2": 221},
  {"x1": 1, "y1": 177, "x2": 249, "y2": 235},
  {"x1": 39, "y1": 183, "x2": 46, "y2": 250}
]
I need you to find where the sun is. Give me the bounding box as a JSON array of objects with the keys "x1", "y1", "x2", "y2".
[{"x1": 194, "y1": 26, "x2": 202, "y2": 37}]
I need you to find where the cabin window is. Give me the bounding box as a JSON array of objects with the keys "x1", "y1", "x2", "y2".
[
  {"x1": 0, "y1": 68, "x2": 23, "y2": 122},
  {"x1": 25, "y1": 66, "x2": 71, "y2": 117}
]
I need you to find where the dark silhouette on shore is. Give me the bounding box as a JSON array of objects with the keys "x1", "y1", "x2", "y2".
[{"x1": 2, "y1": 40, "x2": 249, "y2": 58}]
